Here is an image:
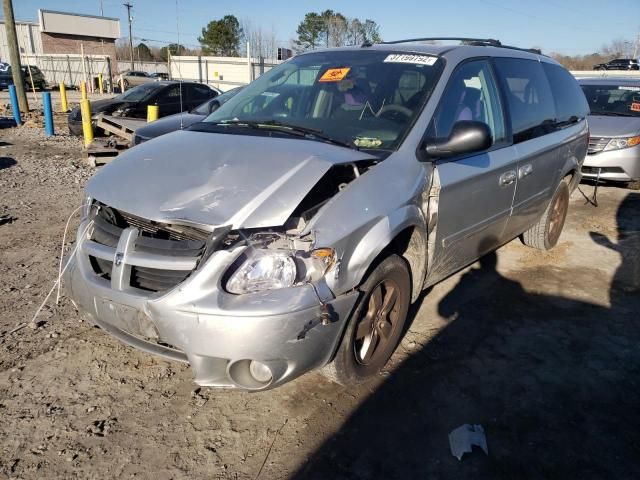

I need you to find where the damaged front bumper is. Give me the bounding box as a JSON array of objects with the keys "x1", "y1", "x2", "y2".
[{"x1": 64, "y1": 218, "x2": 358, "y2": 390}]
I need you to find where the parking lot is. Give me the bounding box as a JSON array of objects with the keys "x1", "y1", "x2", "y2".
[{"x1": 0, "y1": 125, "x2": 638, "y2": 479}]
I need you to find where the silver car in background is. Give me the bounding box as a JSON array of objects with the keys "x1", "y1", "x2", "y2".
[
  {"x1": 65, "y1": 39, "x2": 588, "y2": 390},
  {"x1": 579, "y1": 78, "x2": 640, "y2": 189}
]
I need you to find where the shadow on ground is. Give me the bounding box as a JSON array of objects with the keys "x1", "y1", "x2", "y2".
[
  {"x1": 0, "y1": 156, "x2": 16, "y2": 170},
  {"x1": 294, "y1": 192, "x2": 640, "y2": 479}
]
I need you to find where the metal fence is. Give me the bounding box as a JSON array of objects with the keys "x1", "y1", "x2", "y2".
[
  {"x1": 169, "y1": 55, "x2": 281, "y2": 91},
  {"x1": 18, "y1": 53, "x2": 168, "y2": 90}
]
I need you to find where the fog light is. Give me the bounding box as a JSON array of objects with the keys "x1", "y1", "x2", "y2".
[{"x1": 249, "y1": 360, "x2": 272, "y2": 383}]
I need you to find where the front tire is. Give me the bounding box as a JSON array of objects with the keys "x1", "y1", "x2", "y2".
[
  {"x1": 322, "y1": 254, "x2": 411, "y2": 386},
  {"x1": 521, "y1": 179, "x2": 570, "y2": 250}
]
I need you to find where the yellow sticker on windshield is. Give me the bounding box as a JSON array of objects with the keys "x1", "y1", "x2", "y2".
[{"x1": 319, "y1": 67, "x2": 350, "y2": 82}]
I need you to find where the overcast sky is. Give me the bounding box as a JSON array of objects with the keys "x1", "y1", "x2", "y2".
[{"x1": 6, "y1": 0, "x2": 640, "y2": 56}]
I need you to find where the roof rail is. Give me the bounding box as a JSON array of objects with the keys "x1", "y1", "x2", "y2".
[
  {"x1": 380, "y1": 37, "x2": 502, "y2": 46},
  {"x1": 375, "y1": 37, "x2": 546, "y2": 57}
]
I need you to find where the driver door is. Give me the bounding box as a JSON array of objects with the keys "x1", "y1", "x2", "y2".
[{"x1": 426, "y1": 59, "x2": 518, "y2": 285}]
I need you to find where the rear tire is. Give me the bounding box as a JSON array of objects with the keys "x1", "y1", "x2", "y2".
[
  {"x1": 322, "y1": 254, "x2": 411, "y2": 386},
  {"x1": 521, "y1": 180, "x2": 570, "y2": 250}
]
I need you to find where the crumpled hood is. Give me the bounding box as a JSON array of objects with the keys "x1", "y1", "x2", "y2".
[
  {"x1": 86, "y1": 130, "x2": 376, "y2": 229},
  {"x1": 588, "y1": 114, "x2": 640, "y2": 137}
]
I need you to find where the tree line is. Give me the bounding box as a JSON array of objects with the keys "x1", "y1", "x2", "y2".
[
  {"x1": 115, "y1": 11, "x2": 382, "y2": 62},
  {"x1": 117, "y1": 12, "x2": 635, "y2": 71}
]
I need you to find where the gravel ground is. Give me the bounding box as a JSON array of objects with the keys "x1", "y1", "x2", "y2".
[{"x1": 0, "y1": 124, "x2": 639, "y2": 479}]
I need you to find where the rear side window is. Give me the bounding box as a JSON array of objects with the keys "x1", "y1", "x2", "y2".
[
  {"x1": 494, "y1": 58, "x2": 556, "y2": 144},
  {"x1": 542, "y1": 63, "x2": 589, "y2": 124}
]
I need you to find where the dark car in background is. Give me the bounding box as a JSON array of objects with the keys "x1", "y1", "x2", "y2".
[
  {"x1": 0, "y1": 65, "x2": 47, "y2": 90},
  {"x1": 68, "y1": 81, "x2": 220, "y2": 136},
  {"x1": 132, "y1": 87, "x2": 242, "y2": 145},
  {"x1": 593, "y1": 59, "x2": 640, "y2": 71}
]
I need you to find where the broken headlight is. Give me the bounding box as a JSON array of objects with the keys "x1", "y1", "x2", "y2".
[{"x1": 225, "y1": 248, "x2": 335, "y2": 295}]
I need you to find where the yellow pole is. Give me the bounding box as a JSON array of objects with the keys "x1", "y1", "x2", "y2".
[
  {"x1": 98, "y1": 74, "x2": 104, "y2": 94},
  {"x1": 147, "y1": 105, "x2": 159, "y2": 122},
  {"x1": 59, "y1": 82, "x2": 69, "y2": 112},
  {"x1": 80, "y1": 81, "x2": 87, "y2": 100},
  {"x1": 80, "y1": 98, "x2": 93, "y2": 147}
]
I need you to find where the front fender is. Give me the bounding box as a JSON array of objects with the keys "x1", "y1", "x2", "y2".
[{"x1": 332, "y1": 206, "x2": 427, "y2": 297}]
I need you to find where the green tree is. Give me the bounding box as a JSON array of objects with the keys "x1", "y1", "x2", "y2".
[
  {"x1": 360, "y1": 19, "x2": 382, "y2": 44},
  {"x1": 199, "y1": 15, "x2": 243, "y2": 56},
  {"x1": 159, "y1": 43, "x2": 188, "y2": 61},
  {"x1": 134, "y1": 42, "x2": 153, "y2": 61},
  {"x1": 295, "y1": 11, "x2": 381, "y2": 50},
  {"x1": 294, "y1": 12, "x2": 324, "y2": 51}
]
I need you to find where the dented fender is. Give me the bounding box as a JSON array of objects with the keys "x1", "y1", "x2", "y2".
[{"x1": 306, "y1": 154, "x2": 431, "y2": 296}]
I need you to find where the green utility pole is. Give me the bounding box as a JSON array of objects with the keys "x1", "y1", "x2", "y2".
[{"x1": 2, "y1": 0, "x2": 29, "y2": 112}]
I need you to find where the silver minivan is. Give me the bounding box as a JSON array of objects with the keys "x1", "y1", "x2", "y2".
[
  {"x1": 579, "y1": 78, "x2": 640, "y2": 189},
  {"x1": 65, "y1": 39, "x2": 589, "y2": 390}
]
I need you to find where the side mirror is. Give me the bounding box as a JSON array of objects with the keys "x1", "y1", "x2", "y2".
[{"x1": 425, "y1": 121, "x2": 493, "y2": 159}]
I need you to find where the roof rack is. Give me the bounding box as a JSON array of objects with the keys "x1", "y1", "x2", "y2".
[
  {"x1": 373, "y1": 37, "x2": 545, "y2": 56},
  {"x1": 380, "y1": 37, "x2": 502, "y2": 46}
]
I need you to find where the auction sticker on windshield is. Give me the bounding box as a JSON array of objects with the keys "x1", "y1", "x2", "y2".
[
  {"x1": 319, "y1": 67, "x2": 351, "y2": 82},
  {"x1": 630, "y1": 102, "x2": 640, "y2": 112},
  {"x1": 384, "y1": 54, "x2": 437, "y2": 66}
]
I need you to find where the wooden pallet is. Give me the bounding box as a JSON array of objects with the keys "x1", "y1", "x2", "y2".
[
  {"x1": 95, "y1": 114, "x2": 146, "y2": 143},
  {"x1": 83, "y1": 138, "x2": 130, "y2": 166}
]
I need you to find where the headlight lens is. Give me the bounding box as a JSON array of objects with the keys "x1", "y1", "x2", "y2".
[
  {"x1": 226, "y1": 251, "x2": 297, "y2": 294},
  {"x1": 225, "y1": 247, "x2": 336, "y2": 295},
  {"x1": 604, "y1": 135, "x2": 640, "y2": 151}
]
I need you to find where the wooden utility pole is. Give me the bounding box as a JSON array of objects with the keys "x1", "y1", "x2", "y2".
[
  {"x1": 123, "y1": 2, "x2": 134, "y2": 70},
  {"x1": 2, "y1": 0, "x2": 28, "y2": 112}
]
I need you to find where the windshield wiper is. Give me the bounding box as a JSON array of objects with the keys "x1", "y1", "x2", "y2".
[
  {"x1": 592, "y1": 111, "x2": 637, "y2": 117},
  {"x1": 216, "y1": 119, "x2": 359, "y2": 150}
]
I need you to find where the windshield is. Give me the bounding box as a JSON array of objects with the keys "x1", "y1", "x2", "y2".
[
  {"x1": 204, "y1": 50, "x2": 444, "y2": 150},
  {"x1": 581, "y1": 84, "x2": 640, "y2": 117},
  {"x1": 116, "y1": 83, "x2": 159, "y2": 102}
]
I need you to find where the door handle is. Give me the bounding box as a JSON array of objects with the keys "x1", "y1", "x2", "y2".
[
  {"x1": 519, "y1": 163, "x2": 533, "y2": 179},
  {"x1": 499, "y1": 170, "x2": 517, "y2": 186}
]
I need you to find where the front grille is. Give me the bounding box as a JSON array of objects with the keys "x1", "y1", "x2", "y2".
[
  {"x1": 588, "y1": 137, "x2": 609, "y2": 155},
  {"x1": 87, "y1": 204, "x2": 209, "y2": 293}
]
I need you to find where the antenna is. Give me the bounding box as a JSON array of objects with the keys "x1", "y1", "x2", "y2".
[{"x1": 176, "y1": 0, "x2": 184, "y2": 129}]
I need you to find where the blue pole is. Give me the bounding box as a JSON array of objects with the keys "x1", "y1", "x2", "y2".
[
  {"x1": 8, "y1": 85, "x2": 22, "y2": 126},
  {"x1": 42, "y1": 92, "x2": 55, "y2": 137}
]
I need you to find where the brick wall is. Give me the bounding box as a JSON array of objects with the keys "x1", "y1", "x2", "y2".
[{"x1": 40, "y1": 32, "x2": 117, "y2": 61}]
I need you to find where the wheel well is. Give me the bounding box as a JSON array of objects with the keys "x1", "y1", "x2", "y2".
[
  {"x1": 380, "y1": 226, "x2": 426, "y2": 303},
  {"x1": 564, "y1": 168, "x2": 578, "y2": 190}
]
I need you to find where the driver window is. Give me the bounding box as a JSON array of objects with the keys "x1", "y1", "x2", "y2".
[{"x1": 431, "y1": 60, "x2": 505, "y2": 143}]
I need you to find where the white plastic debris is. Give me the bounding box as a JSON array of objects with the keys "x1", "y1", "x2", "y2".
[{"x1": 448, "y1": 424, "x2": 489, "y2": 461}]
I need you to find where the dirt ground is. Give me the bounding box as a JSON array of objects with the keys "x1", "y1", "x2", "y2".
[{"x1": 0, "y1": 124, "x2": 639, "y2": 479}]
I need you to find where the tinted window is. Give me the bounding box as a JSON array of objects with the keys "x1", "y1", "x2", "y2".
[
  {"x1": 190, "y1": 84, "x2": 216, "y2": 101},
  {"x1": 580, "y1": 84, "x2": 640, "y2": 117},
  {"x1": 430, "y1": 59, "x2": 506, "y2": 144},
  {"x1": 155, "y1": 85, "x2": 182, "y2": 104},
  {"x1": 542, "y1": 63, "x2": 589, "y2": 124},
  {"x1": 494, "y1": 58, "x2": 556, "y2": 143}
]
